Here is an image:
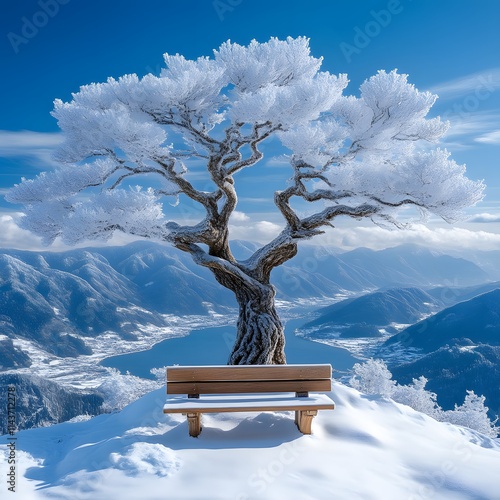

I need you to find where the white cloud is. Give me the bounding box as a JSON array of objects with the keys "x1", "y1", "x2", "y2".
[
  {"x1": 265, "y1": 155, "x2": 291, "y2": 167},
  {"x1": 428, "y1": 71, "x2": 500, "y2": 146},
  {"x1": 440, "y1": 111, "x2": 500, "y2": 139},
  {"x1": 0, "y1": 213, "x2": 44, "y2": 250},
  {"x1": 468, "y1": 213, "x2": 500, "y2": 223},
  {"x1": 0, "y1": 212, "x2": 143, "y2": 251},
  {"x1": 255, "y1": 220, "x2": 282, "y2": 235},
  {"x1": 442, "y1": 113, "x2": 496, "y2": 137},
  {"x1": 429, "y1": 69, "x2": 500, "y2": 100},
  {"x1": 0, "y1": 130, "x2": 63, "y2": 166},
  {"x1": 0, "y1": 130, "x2": 63, "y2": 150},
  {"x1": 312, "y1": 224, "x2": 500, "y2": 252},
  {"x1": 431, "y1": 111, "x2": 500, "y2": 149},
  {"x1": 230, "y1": 211, "x2": 250, "y2": 222},
  {"x1": 229, "y1": 218, "x2": 282, "y2": 242},
  {"x1": 475, "y1": 130, "x2": 500, "y2": 145},
  {"x1": 239, "y1": 197, "x2": 271, "y2": 204},
  {"x1": 3, "y1": 208, "x2": 500, "y2": 256}
]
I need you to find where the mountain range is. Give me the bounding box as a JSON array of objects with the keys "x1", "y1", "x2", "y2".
[
  {"x1": 0, "y1": 240, "x2": 498, "y2": 431},
  {"x1": 1, "y1": 241, "x2": 491, "y2": 364}
]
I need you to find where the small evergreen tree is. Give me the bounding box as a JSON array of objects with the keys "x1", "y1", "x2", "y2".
[{"x1": 350, "y1": 358, "x2": 395, "y2": 396}]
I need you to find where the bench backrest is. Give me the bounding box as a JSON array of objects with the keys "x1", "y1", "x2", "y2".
[{"x1": 166, "y1": 364, "x2": 332, "y2": 397}]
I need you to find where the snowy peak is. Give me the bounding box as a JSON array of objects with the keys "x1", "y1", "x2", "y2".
[
  {"x1": 385, "y1": 288, "x2": 500, "y2": 353},
  {"x1": 305, "y1": 287, "x2": 440, "y2": 335},
  {"x1": 339, "y1": 244, "x2": 489, "y2": 287}
]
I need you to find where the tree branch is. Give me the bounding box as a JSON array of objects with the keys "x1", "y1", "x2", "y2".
[
  {"x1": 300, "y1": 203, "x2": 379, "y2": 232},
  {"x1": 172, "y1": 240, "x2": 267, "y2": 292},
  {"x1": 225, "y1": 122, "x2": 282, "y2": 176}
]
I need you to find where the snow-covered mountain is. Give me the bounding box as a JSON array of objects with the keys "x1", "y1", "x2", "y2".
[
  {"x1": 0, "y1": 242, "x2": 239, "y2": 361},
  {"x1": 300, "y1": 287, "x2": 441, "y2": 338},
  {"x1": 0, "y1": 373, "x2": 103, "y2": 435},
  {"x1": 298, "y1": 282, "x2": 500, "y2": 342},
  {"x1": 379, "y1": 288, "x2": 500, "y2": 417},
  {"x1": 233, "y1": 241, "x2": 491, "y2": 296},
  {"x1": 1, "y1": 337, "x2": 499, "y2": 500},
  {"x1": 1, "y1": 241, "x2": 490, "y2": 365},
  {"x1": 330, "y1": 244, "x2": 489, "y2": 288},
  {"x1": 382, "y1": 288, "x2": 500, "y2": 354}
]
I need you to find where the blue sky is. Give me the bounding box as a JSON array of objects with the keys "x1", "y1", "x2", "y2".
[{"x1": 1, "y1": 0, "x2": 500, "y2": 251}]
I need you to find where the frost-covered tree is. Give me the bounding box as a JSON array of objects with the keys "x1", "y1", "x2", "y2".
[
  {"x1": 350, "y1": 358, "x2": 395, "y2": 396},
  {"x1": 349, "y1": 360, "x2": 498, "y2": 437},
  {"x1": 392, "y1": 376, "x2": 441, "y2": 419},
  {"x1": 443, "y1": 390, "x2": 499, "y2": 438},
  {"x1": 7, "y1": 37, "x2": 484, "y2": 364}
]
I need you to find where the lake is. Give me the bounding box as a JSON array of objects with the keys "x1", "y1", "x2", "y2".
[{"x1": 101, "y1": 317, "x2": 359, "y2": 379}]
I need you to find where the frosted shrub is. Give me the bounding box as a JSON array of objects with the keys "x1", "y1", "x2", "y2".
[
  {"x1": 98, "y1": 368, "x2": 161, "y2": 412},
  {"x1": 350, "y1": 358, "x2": 395, "y2": 397},
  {"x1": 442, "y1": 391, "x2": 499, "y2": 438},
  {"x1": 150, "y1": 366, "x2": 168, "y2": 382},
  {"x1": 392, "y1": 376, "x2": 441, "y2": 419},
  {"x1": 349, "y1": 360, "x2": 499, "y2": 437}
]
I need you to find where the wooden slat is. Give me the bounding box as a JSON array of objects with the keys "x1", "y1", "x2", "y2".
[
  {"x1": 166, "y1": 364, "x2": 332, "y2": 382},
  {"x1": 166, "y1": 379, "x2": 332, "y2": 395}
]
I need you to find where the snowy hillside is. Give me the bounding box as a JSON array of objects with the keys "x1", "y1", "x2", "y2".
[
  {"x1": 1, "y1": 380, "x2": 499, "y2": 499},
  {"x1": 383, "y1": 288, "x2": 500, "y2": 353}
]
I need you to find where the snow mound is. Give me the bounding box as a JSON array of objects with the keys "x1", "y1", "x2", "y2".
[{"x1": 110, "y1": 443, "x2": 181, "y2": 477}]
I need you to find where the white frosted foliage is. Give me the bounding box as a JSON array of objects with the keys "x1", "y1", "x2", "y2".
[{"x1": 215, "y1": 37, "x2": 322, "y2": 92}]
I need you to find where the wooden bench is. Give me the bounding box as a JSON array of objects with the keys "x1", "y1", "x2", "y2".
[{"x1": 163, "y1": 364, "x2": 335, "y2": 437}]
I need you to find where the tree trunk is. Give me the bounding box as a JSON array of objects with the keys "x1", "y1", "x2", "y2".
[
  {"x1": 179, "y1": 238, "x2": 292, "y2": 365},
  {"x1": 228, "y1": 283, "x2": 286, "y2": 365}
]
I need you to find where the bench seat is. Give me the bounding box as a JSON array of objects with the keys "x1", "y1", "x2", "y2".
[
  {"x1": 163, "y1": 364, "x2": 335, "y2": 436},
  {"x1": 163, "y1": 392, "x2": 335, "y2": 413}
]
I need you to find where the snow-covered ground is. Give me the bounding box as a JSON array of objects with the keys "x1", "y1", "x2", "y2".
[
  {"x1": 1, "y1": 326, "x2": 499, "y2": 499},
  {"x1": 9, "y1": 311, "x2": 237, "y2": 390}
]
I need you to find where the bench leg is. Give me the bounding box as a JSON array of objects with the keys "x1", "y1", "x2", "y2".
[
  {"x1": 296, "y1": 410, "x2": 317, "y2": 434},
  {"x1": 186, "y1": 413, "x2": 201, "y2": 437}
]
